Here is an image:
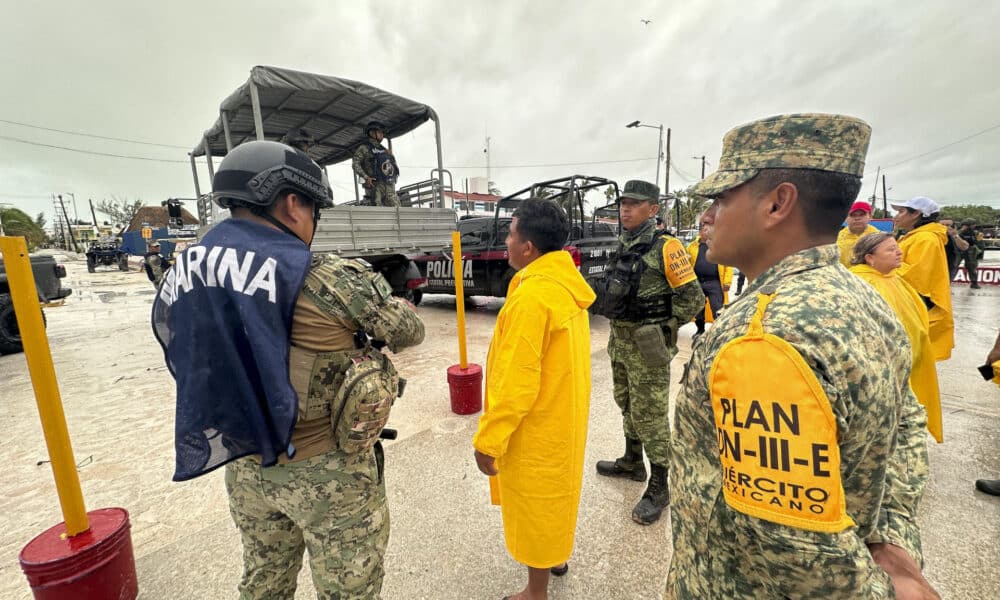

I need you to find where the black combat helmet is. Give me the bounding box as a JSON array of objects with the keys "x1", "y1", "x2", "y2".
[
  {"x1": 365, "y1": 121, "x2": 385, "y2": 136},
  {"x1": 211, "y1": 140, "x2": 334, "y2": 210}
]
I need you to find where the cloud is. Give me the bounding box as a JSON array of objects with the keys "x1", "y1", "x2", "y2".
[{"x1": 1, "y1": 0, "x2": 997, "y2": 222}]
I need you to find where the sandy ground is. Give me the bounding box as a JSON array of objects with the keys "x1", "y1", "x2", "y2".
[{"x1": 1, "y1": 252, "x2": 998, "y2": 599}]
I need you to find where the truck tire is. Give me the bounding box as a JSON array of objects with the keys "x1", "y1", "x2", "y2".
[
  {"x1": 0, "y1": 294, "x2": 22, "y2": 354},
  {"x1": 118, "y1": 254, "x2": 130, "y2": 272},
  {"x1": 87, "y1": 255, "x2": 96, "y2": 273},
  {"x1": 0, "y1": 295, "x2": 47, "y2": 355}
]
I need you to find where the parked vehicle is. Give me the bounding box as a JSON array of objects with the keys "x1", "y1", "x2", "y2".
[
  {"x1": 0, "y1": 253, "x2": 72, "y2": 354},
  {"x1": 85, "y1": 238, "x2": 129, "y2": 273},
  {"x1": 187, "y1": 66, "x2": 458, "y2": 298},
  {"x1": 410, "y1": 175, "x2": 621, "y2": 303}
]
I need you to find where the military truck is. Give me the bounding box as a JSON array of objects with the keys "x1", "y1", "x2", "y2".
[
  {"x1": 0, "y1": 253, "x2": 72, "y2": 354},
  {"x1": 410, "y1": 175, "x2": 621, "y2": 304},
  {"x1": 85, "y1": 237, "x2": 129, "y2": 273},
  {"x1": 187, "y1": 66, "x2": 458, "y2": 298}
]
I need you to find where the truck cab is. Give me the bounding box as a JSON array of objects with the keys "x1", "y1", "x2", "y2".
[{"x1": 412, "y1": 175, "x2": 620, "y2": 303}]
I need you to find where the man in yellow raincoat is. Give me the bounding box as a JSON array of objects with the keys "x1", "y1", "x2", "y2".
[
  {"x1": 849, "y1": 231, "x2": 943, "y2": 442},
  {"x1": 836, "y1": 200, "x2": 879, "y2": 267},
  {"x1": 892, "y1": 196, "x2": 954, "y2": 360},
  {"x1": 473, "y1": 198, "x2": 596, "y2": 600},
  {"x1": 686, "y1": 212, "x2": 734, "y2": 336}
]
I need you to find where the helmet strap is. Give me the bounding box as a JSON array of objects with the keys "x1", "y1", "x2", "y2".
[{"x1": 261, "y1": 212, "x2": 309, "y2": 247}]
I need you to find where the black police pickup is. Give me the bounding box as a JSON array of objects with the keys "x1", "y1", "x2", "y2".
[{"x1": 410, "y1": 176, "x2": 621, "y2": 304}]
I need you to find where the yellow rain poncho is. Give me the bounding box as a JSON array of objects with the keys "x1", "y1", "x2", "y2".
[
  {"x1": 686, "y1": 237, "x2": 734, "y2": 322},
  {"x1": 472, "y1": 250, "x2": 595, "y2": 568},
  {"x1": 897, "y1": 222, "x2": 954, "y2": 360},
  {"x1": 836, "y1": 224, "x2": 879, "y2": 267},
  {"x1": 850, "y1": 264, "x2": 943, "y2": 442}
]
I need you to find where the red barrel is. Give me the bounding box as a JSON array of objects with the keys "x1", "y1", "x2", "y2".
[
  {"x1": 447, "y1": 363, "x2": 483, "y2": 415},
  {"x1": 19, "y1": 507, "x2": 138, "y2": 600}
]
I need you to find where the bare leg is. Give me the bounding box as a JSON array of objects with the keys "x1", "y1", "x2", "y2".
[{"x1": 504, "y1": 566, "x2": 550, "y2": 600}]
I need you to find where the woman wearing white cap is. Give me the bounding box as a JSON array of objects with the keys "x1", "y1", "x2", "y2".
[{"x1": 892, "y1": 196, "x2": 954, "y2": 360}]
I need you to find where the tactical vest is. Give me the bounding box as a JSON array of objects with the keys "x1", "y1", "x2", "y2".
[
  {"x1": 593, "y1": 229, "x2": 673, "y2": 322},
  {"x1": 288, "y1": 340, "x2": 401, "y2": 454},
  {"x1": 369, "y1": 142, "x2": 399, "y2": 183}
]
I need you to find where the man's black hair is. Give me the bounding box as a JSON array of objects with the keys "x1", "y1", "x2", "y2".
[
  {"x1": 512, "y1": 198, "x2": 569, "y2": 254},
  {"x1": 748, "y1": 168, "x2": 863, "y2": 236}
]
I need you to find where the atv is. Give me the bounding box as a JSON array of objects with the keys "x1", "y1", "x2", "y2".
[{"x1": 86, "y1": 238, "x2": 130, "y2": 273}]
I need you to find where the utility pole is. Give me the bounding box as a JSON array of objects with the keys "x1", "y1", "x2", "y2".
[
  {"x1": 882, "y1": 174, "x2": 888, "y2": 216},
  {"x1": 699, "y1": 155, "x2": 706, "y2": 178},
  {"x1": 655, "y1": 125, "x2": 663, "y2": 193},
  {"x1": 57, "y1": 194, "x2": 79, "y2": 253},
  {"x1": 666, "y1": 128, "x2": 676, "y2": 229},
  {"x1": 484, "y1": 135, "x2": 491, "y2": 192},
  {"x1": 89, "y1": 198, "x2": 99, "y2": 227}
]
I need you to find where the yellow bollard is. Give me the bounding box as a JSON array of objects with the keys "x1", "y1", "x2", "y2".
[
  {"x1": 0, "y1": 236, "x2": 89, "y2": 536},
  {"x1": 452, "y1": 231, "x2": 468, "y2": 369}
]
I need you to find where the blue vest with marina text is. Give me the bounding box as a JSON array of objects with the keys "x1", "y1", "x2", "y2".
[{"x1": 151, "y1": 218, "x2": 312, "y2": 481}]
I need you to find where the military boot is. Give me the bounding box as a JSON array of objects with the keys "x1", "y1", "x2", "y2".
[
  {"x1": 596, "y1": 437, "x2": 646, "y2": 481},
  {"x1": 632, "y1": 464, "x2": 669, "y2": 525}
]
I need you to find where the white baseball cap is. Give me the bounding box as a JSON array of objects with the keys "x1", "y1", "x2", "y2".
[{"x1": 890, "y1": 196, "x2": 940, "y2": 217}]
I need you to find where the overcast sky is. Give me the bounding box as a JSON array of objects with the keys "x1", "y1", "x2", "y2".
[{"x1": 1, "y1": 0, "x2": 997, "y2": 224}]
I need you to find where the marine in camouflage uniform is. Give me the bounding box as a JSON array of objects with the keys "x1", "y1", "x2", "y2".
[
  {"x1": 595, "y1": 179, "x2": 705, "y2": 525},
  {"x1": 667, "y1": 114, "x2": 935, "y2": 598},
  {"x1": 352, "y1": 121, "x2": 400, "y2": 207},
  {"x1": 227, "y1": 253, "x2": 424, "y2": 600},
  {"x1": 142, "y1": 242, "x2": 168, "y2": 286}
]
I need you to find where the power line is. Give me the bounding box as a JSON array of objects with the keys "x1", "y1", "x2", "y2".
[
  {"x1": 0, "y1": 118, "x2": 190, "y2": 149},
  {"x1": 884, "y1": 122, "x2": 1000, "y2": 169},
  {"x1": 400, "y1": 157, "x2": 657, "y2": 169},
  {"x1": 0, "y1": 134, "x2": 189, "y2": 163}
]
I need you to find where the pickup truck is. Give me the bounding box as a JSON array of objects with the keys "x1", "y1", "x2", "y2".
[
  {"x1": 188, "y1": 66, "x2": 458, "y2": 298},
  {"x1": 410, "y1": 175, "x2": 621, "y2": 303},
  {"x1": 0, "y1": 253, "x2": 72, "y2": 354}
]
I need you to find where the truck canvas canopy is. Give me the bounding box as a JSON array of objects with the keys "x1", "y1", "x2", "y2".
[{"x1": 191, "y1": 65, "x2": 439, "y2": 167}]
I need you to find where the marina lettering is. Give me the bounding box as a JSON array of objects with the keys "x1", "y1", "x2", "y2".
[{"x1": 158, "y1": 245, "x2": 279, "y2": 305}]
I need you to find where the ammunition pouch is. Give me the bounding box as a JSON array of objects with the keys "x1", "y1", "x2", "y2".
[
  {"x1": 591, "y1": 247, "x2": 648, "y2": 319},
  {"x1": 291, "y1": 342, "x2": 403, "y2": 455},
  {"x1": 591, "y1": 238, "x2": 673, "y2": 322},
  {"x1": 634, "y1": 323, "x2": 670, "y2": 368}
]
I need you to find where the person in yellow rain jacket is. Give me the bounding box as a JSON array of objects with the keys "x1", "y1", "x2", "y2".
[
  {"x1": 836, "y1": 200, "x2": 879, "y2": 267},
  {"x1": 472, "y1": 198, "x2": 595, "y2": 600},
  {"x1": 686, "y1": 213, "x2": 734, "y2": 336},
  {"x1": 892, "y1": 196, "x2": 954, "y2": 360},
  {"x1": 849, "y1": 232, "x2": 943, "y2": 442}
]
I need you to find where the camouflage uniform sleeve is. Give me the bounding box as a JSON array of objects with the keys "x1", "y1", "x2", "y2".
[
  {"x1": 660, "y1": 236, "x2": 705, "y2": 325},
  {"x1": 672, "y1": 280, "x2": 705, "y2": 325},
  {"x1": 864, "y1": 387, "x2": 930, "y2": 566},
  {"x1": 734, "y1": 370, "x2": 897, "y2": 598},
  {"x1": 301, "y1": 255, "x2": 425, "y2": 353},
  {"x1": 351, "y1": 145, "x2": 370, "y2": 179}
]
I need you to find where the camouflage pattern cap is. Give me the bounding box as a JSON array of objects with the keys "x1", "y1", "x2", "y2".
[
  {"x1": 690, "y1": 113, "x2": 872, "y2": 198},
  {"x1": 620, "y1": 179, "x2": 660, "y2": 203}
]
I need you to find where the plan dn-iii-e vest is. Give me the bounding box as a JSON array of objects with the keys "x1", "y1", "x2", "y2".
[
  {"x1": 592, "y1": 232, "x2": 674, "y2": 322},
  {"x1": 368, "y1": 142, "x2": 399, "y2": 183}
]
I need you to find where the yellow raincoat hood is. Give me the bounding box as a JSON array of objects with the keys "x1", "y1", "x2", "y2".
[
  {"x1": 898, "y1": 222, "x2": 954, "y2": 360},
  {"x1": 849, "y1": 264, "x2": 942, "y2": 442}
]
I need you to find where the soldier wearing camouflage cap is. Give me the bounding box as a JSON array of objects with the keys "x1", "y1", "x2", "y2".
[
  {"x1": 666, "y1": 115, "x2": 937, "y2": 598},
  {"x1": 593, "y1": 179, "x2": 704, "y2": 526},
  {"x1": 152, "y1": 140, "x2": 425, "y2": 599}
]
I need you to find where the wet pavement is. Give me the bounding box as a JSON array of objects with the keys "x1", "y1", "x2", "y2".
[{"x1": 0, "y1": 253, "x2": 997, "y2": 599}]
